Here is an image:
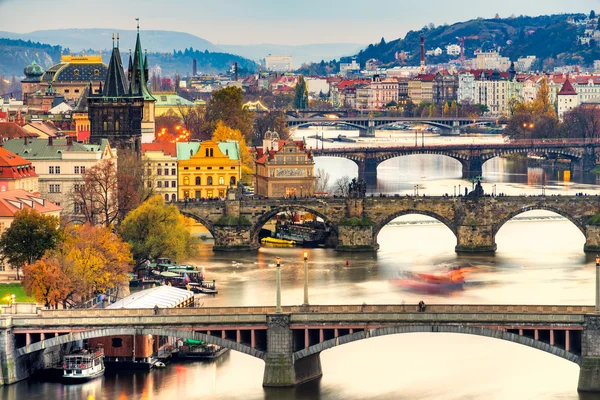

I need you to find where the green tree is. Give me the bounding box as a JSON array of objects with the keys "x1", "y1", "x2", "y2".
[
  {"x1": 119, "y1": 196, "x2": 198, "y2": 263},
  {"x1": 0, "y1": 209, "x2": 61, "y2": 279},
  {"x1": 294, "y1": 76, "x2": 308, "y2": 109},
  {"x1": 204, "y1": 86, "x2": 253, "y2": 140}
]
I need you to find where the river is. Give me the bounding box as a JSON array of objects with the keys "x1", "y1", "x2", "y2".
[{"x1": 3, "y1": 128, "x2": 600, "y2": 399}]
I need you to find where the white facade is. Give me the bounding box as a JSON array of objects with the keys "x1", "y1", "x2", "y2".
[
  {"x1": 457, "y1": 73, "x2": 476, "y2": 104},
  {"x1": 446, "y1": 44, "x2": 461, "y2": 56},
  {"x1": 516, "y1": 56, "x2": 537, "y2": 72},
  {"x1": 558, "y1": 92, "x2": 579, "y2": 120},
  {"x1": 306, "y1": 78, "x2": 330, "y2": 97},
  {"x1": 474, "y1": 79, "x2": 510, "y2": 115},
  {"x1": 265, "y1": 55, "x2": 293, "y2": 72},
  {"x1": 474, "y1": 51, "x2": 511, "y2": 71},
  {"x1": 368, "y1": 77, "x2": 399, "y2": 109},
  {"x1": 340, "y1": 58, "x2": 360, "y2": 77}
]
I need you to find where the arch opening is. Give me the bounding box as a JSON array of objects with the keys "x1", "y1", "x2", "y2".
[
  {"x1": 180, "y1": 211, "x2": 216, "y2": 242},
  {"x1": 252, "y1": 206, "x2": 338, "y2": 249}
]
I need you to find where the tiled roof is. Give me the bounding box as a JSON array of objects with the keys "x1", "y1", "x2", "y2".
[
  {"x1": 558, "y1": 79, "x2": 577, "y2": 95},
  {"x1": 176, "y1": 142, "x2": 201, "y2": 161},
  {"x1": 142, "y1": 142, "x2": 177, "y2": 157},
  {"x1": 155, "y1": 93, "x2": 196, "y2": 107},
  {"x1": 3, "y1": 137, "x2": 102, "y2": 160},
  {"x1": 23, "y1": 121, "x2": 62, "y2": 137},
  {"x1": 0, "y1": 123, "x2": 36, "y2": 141},
  {"x1": 0, "y1": 189, "x2": 62, "y2": 218}
]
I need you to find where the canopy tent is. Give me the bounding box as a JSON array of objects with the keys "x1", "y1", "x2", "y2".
[{"x1": 107, "y1": 285, "x2": 193, "y2": 309}]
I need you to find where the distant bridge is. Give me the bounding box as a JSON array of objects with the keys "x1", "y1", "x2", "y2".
[
  {"x1": 312, "y1": 139, "x2": 600, "y2": 181},
  {"x1": 286, "y1": 116, "x2": 498, "y2": 136},
  {"x1": 3, "y1": 304, "x2": 600, "y2": 390}
]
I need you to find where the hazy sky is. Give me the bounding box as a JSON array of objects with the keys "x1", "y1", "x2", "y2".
[{"x1": 0, "y1": 0, "x2": 597, "y2": 45}]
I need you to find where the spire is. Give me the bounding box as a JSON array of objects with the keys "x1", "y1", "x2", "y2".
[
  {"x1": 103, "y1": 39, "x2": 128, "y2": 97},
  {"x1": 128, "y1": 19, "x2": 155, "y2": 101},
  {"x1": 128, "y1": 49, "x2": 133, "y2": 82}
]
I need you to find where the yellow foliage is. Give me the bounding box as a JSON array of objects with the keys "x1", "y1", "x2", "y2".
[{"x1": 212, "y1": 120, "x2": 253, "y2": 172}]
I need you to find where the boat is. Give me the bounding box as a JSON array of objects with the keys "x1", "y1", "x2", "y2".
[
  {"x1": 390, "y1": 269, "x2": 466, "y2": 294},
  {"x1": 154, "y1": 361, "x2": 166, "y2": 368},
  {"x1": 174, "y1": 339, "x2": 230, "y2": 360},
  {"x1": 261, "y1": 237, "x2": 296, "y2": 246},
  {"x1": 276, "y1": 223, "x2": 327, "y2": 247},
  {"x1": 62, "y1": 347, "x2": 105, "y2": 382}
]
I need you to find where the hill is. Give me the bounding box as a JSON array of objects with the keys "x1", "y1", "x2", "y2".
[
  {"x1": 0, "y1": 38, "x2": 61, "y2": 77},
  {"x1": 300, "y1": 13, "x2": 600, "y2": 73},
  {"x1": 220, "y1": 43, "x2": 364, "y2": 66}
]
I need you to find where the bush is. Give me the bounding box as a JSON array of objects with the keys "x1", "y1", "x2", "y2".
[
  {"x1": 339, "y1": 217, "x2": 373, "y2": 226},
  {"x1": 214, "y1": 215, "x2": 251, "y2": 226}
]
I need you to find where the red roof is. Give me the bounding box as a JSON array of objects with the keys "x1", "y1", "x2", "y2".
[
  {"x1": 0, "y1": 123, "x2": 36, "y2": 141},
  {"x1": 142, "y1": 142, "x2": 177, "y2": 157},
  {"x1": 0, "y1": 110, "x2": 7, "y2": 122},
  {"x1": 273, "y1": 85, "x2": 295, "y2": 93},
  {"x1": 413, "y1": 74, "x2": 436, "y2": 82},
  {"x1": 558, "y1": 79, "x2": 577, "y2": 96},
  {"x1": 0, "y1": 190, "x2": 61, "y2": 218}
]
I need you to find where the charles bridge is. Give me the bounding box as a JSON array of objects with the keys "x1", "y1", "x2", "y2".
[
  {"x1": 177, "y1": 196, "x2": 600, "y2": 253},
  {"x1": 312, "y1": 139, "x2": 600, "y2": 182},
  {"x1": 3, "y1": 304, "x2": 600, "y2": 392}
]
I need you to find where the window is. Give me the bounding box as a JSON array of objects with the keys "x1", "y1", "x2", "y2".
[
  {"x1": 157, "y1": 181, "x2": 162, "y2": 188},
  {"x1": 74, "y1": 203, "x2": 81, "y2": 214},
  {"x1": 207, "y1": 167, "x2": 212, "y2": 170},
  {"x1": 183, "y1": 176, "x2": 189, "y2": 185},
  {"x1": 171, "y1": 194, "x2": 176, "y2": 202},
  {"x1": 94, "y1": 69, "x2": 100, "y2": 76},
  {"x1": 74, "y1": 184, "x2": 81, "y2": 192},
  {"x1": 0, "y1": 222, "x2": 5, "y2": 234},
  {"x1": 74, "y1": 166, "x2": 79, "y2": 174},
  {"x1": 231, "y1": 167, "x2": 236, "y2": 170},
  {"x1": 210, "y1": 148, "x2": 214, "y2": 157},
  {"x1": 49, "y1": 184, "x2": 61, "y2": 193},
  {"x1": 207, "y1": 176, "x2": 213, "y2": 185},
  {"x1": 171, "y1": 168, "x2": 176, "y2": 175},
  {"x1": 80, "y1": 166, "x2": 85, "y2": 174},
  {"x1": 165, "y1": 194, "x2": 169, "y2": 202},
  {"x1": 196, "y1": 167, "x2": 200, "y2": 170},
  {"x1": 49, "y1": 166, "x2": 54, "y2": 174},
  {"x1": 184, "y1": 167, "x2": 189, "y2": 170},
  {"x1": 73, "y1": 69, "x2": 79, "y2": 76},
  {"x1": 230, "y1": 176, "x2": 236, "y2": 185},
  {"x1": 157, "y1": 168, "x2": 162, "y2": 175},
  {"x1": 219, "y1": 167, "x2": 224, "y2": 170},
  {"x1": 205, "y1": 148, "x2": 209, "y2": 157},
  {"x1": 115, "y1": 121, "x2": 119, "y2": 131},
  {"x1": 218, "y1": 177, "x2": 224, "y2": 185},
  {"x1": 171, "y1": 181, "x2": 176, "y2": 188},
  {"x1": 207, "y1": 190, "x2": 213, "y2": 198},
  {"x1": 74, "y1": 89, "x2": 79, "y2": 94},
  {"x1": 195, "y1": 177, "x2": 201, "y2": 185}
]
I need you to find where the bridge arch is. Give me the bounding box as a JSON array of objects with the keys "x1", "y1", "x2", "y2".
[
  {"x1": 373, "y1": 210, "x2": 458, "y2": 244},
  {"x1": 288, "y1": 121, "x2": 367, "y2": 131},
  {"x1": 251, "y1": 205, "x2": 338, "y2": 245},
  {"x1": 16, "y1": 327, "x2": 265, "y2": 360},
  {"x1": 293, "y1": 325, "x2": 580, "y2": 365},
  {"x1": 180, "y1": 211, "x2": 217, "y2": 237},
  {"x1": 492, "y1": 205, "x2": 586, "y2": 238},
  {"x1": 481, "y1": 148, "x2": 583, "y2": 166}
]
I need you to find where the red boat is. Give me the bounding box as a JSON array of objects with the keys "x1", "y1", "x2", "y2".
[{"x1": 391, "y1": 269, "x2": 466, "y2": 294}]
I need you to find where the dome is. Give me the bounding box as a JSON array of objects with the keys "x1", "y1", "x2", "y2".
[
  {"x1": 24, "y1": 61, "x2": 44, "y2": 78},
  {"x1": 264, "y1": 130, "x2": 280, "y2": 141}
]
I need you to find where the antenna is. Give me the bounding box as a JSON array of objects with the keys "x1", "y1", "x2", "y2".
[
  {"x1": 112, "y1": 32, "x2": 115, "y2": 48},
  {"x1": 136, "y1": 18, "x2": 140, "y2": 32},
  {"x1": 117, "y1": 33, "x2": 120, "y2": 48}
]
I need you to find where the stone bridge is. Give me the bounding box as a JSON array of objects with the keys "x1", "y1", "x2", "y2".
[
  {"x1": 287, "y1": 116, "x2": 497, "y2": 137},
  {"x1": 2, "y1": 304, "x2": 600, "y2": 391},
  {"x1": 178, "y1": 196, "x2": 600, "y2": 253},
  {"x1": 312, "y1": 140, "x2": 600, "y2": 182}
]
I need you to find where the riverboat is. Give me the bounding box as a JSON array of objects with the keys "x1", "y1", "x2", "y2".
[
  {"x1": 62, "y1": 348, "x2": 105, "y2": 382},
  {"x1": 261, "y1": 237, "x2": 296, "y2": 246},
  {"x1": 390, "y1": 269, "x2": 465, "y2": 294},
  {"x1": 174, "y1": 339, "x2": 230, "y2": 360}
]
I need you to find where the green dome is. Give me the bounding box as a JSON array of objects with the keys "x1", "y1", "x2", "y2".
[{"x1": 24, "y1": 61, "x2": 44, "y2": 78}]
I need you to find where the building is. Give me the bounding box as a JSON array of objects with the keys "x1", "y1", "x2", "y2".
[
  {"x1": 446, "y1": 44, "x2": 461, "y2": 56},
  {"x1": 254, "y1": 131, "x2": 315, "y2": 198},
  {"x1": 368, "y1": 76, "x2": 399, "y2": 109},
  {"x1": 3, "y1": 137, "x2": 115, "y2": 215},
  {"x1": 408, "y1": 74, "x2": 435, "y2": 104},
  {"x1": 72, "y1": 85, "x2": 91, "y2": 143},
  {"x1": 265, "y1": 55, "x2": 293, "y2": 72},
  {"x1": 457, "y1": 72, "x2": 476, "y2": 104},
  {"x1": 177, "y1": 140, "x2": 241, "y2": 200},
  {"x1": 339, "y1": 57, "x2": 360, "y2": 77},
  {"x1": 0, "y1": 122, "x2": 36, "y2": 142},
  {"x1": 21, "y1": 54, "x2": 107, "y2": 104},
  {"x1": 517, "y1": 56, "x2": 538, "y2": 72},
  {"x1": 88, "y1": 27, "x2": 156, "y2": 153},
  {"x1": 142, "y1": 142, "x2": 178, "y2": 202},
  {"x1": 474, "y1": 51, "x2": 511, "y2": 71},
  {"x1": 154, "y1": 92, "x2": 198, "y2": 117},
  {"x1": 0, "y1": 190, "x2": 62, "y2": 280},
  {"x1": 22, "y1": 121, "x2": 63, "y2": 138},
  {"x1": 433, "y1": 72, "x2": 459, "y2": 105},
  {"x1": 473, "y1": 70, "x2": 510, "y2": 115},
  {"x1": 0, "y1": 147, "x2": 38, "y2": 193},
  {"x1": 557, "y1": 78, "x2": 579, "y2": 120}
]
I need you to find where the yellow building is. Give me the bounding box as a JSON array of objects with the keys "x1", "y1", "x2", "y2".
[
  {"x1": 154, "y1": 92, "x2": 204, "y2": 117},
  {"x1": 177, "y1": 140, "x2": 241, "y2": 200}
]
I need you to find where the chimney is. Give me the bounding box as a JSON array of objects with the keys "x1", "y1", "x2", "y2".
[
  {"x1": 48, "y1": 136, "x2": 53, "y2": 146},
  {"x1": 420, "y1": 37, "x2": 426, "y2": 73},
  {"x1": 192, "y1": 59, "x2": 197, "y2": 77},
  {"x1": 24, "y1": 136, "x2": 28, "y2": 145},
  {"x1": 66, "y1": 136, "x2": 73, "y2": 146}
]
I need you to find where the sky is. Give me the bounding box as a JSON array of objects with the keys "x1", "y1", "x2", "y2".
[{"x1": 0, "y1": 0, "x2": 598, "y2": 45}]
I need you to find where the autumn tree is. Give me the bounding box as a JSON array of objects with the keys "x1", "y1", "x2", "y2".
[
  {"x1": 178, "y1": 104, "x2": 206, "y2": 140},
  {"x1": 253, "y1": 111, "x2": 290, "y2": 145},
  {"x1": 72, "y1": 160, "x2": 119, "y2": 226},
  {"x1": 294, "y1": 76, "x2": 308, "y2": 109},
  {"x1": 119, "y1": 196, "x2": 198, "y2": 263},
  {"x1": 155, "y1": 109, "x2": 184, "y2": 133},
  {"x1": 561, "y1": 106, "x2": 600, "y2": 140},
  {"x1": 204, "y1": 86, "x2": 253, "y2": 140},
  {"x1": 22, "y1": 255, "x2": 70, "y2": 308},
  {"x1": 0, "y1": 209, "x2": 61, "y2": 279},
  {"x1": 212, "y1": 121, "x2": 253, "y2": 183}
]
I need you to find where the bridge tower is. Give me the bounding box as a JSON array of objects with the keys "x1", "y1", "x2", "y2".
[{"x1": 358, "y1": 119, "x2": 376, "y2": 138}]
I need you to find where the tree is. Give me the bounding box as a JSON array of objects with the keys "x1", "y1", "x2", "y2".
[
  {"x1": 22, "y1": 255, "x2": 70, "y2": 308},
  {"x1": 562, "y1": 106, "x2": 600, "y2": 140},
  {"x1": 333, "y1": 176, "x2": 351, "y2": 197},
  {"x1": 253, "y1": 111, "x2": 290, "y2": 145},
  {"x1": 119, "y1": 196, "x2": 198, "y2": 263},
  {"x1": 0, "y1": 209, "x2": 61, "y2": 279},
  {"x1": 178, "y1": 104, "x2": 206, "y2": 140},
  {"x1": 212, "y1": 121, "x2": 253, "y2": 183},
  {"x1": 72, "y1": 160, "x2": 118, "y2": 226},
  {"x1": 205, "y1": 86, "x2": 253, "y2": 140},
  {"x1": 117, "y1": 149, "x2": 155, "y2": 221},
  {"x1": 294, "y1": 76, "x2": 308, "y2": 109},
  {"x1": 591, "y1": 10, "x2": 596, "y2": 19},
  {"x1": 155, "y1": 109, "x2": 183, "y2": 134},
  {"x1": 315, "y1": 168, "x2": 331, "y2": 194}
]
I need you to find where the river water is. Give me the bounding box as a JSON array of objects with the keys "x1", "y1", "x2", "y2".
[{"x1": 4, "y1": 128, "x2": 600, "y2": 399}]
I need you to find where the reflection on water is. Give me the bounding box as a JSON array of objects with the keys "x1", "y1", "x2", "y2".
[{"x1": 4, "y1": 129, "x2": 600, "y2": 399}]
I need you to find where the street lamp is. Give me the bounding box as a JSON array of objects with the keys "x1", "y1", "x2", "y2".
[
  {"x1": 303, "y1": 251, "x2": 309, "y2": 306},
  {"x1": 416, "y1": 185, "x2": 419, "y2": 196},
  {"x1": 276, "y1": 257, "x2": 282, "y2": 313},
  {"x1": 10, "y1": 293, "x2": 15, "y2": 305},
  {"x1": 454, "y1": 186, "x2": 456, "y2": 197},
  {"x1": 458, "y1": 184, "x2": 461, "y2": 196}
]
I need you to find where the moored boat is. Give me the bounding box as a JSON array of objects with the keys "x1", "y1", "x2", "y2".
[
  {"x1": 174, "y1": 339, "x2": 230, "y2": 360},
  {"x1": 62, "y1": 347, "x2": 105, "y2": 383},
  {"x1": 261, "y1": 237, "x2": 296, "y2": 246}
]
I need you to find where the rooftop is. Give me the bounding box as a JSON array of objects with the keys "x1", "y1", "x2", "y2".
[
  {"x1": 0, "y1": 189, "x2": 62, "y2": 218},
  {"x1": 107, "y1": 285, "x2": 193, "y2": 309}
]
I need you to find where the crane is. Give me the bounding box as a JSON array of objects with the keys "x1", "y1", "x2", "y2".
[{"x1": 456, "y1": 36, "x2": 480, "y2": 63}]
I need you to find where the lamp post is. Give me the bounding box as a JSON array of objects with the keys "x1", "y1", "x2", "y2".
[
  {"x1": 454, "y1": 186, "x2": 456, "y2": 197},
  {"x1": 458, "y1": 184, "x2": 461, "y2": 197},
  {"x1": 415, "y1": 130, "x2": 418, "y2": 147},
  {"x1": 303, "y1": 251, "x2": 309, "y2": 306},
  {"x1": 276, "y1": 257, "x2": 282, "y2": 313},
  {"x1": 10, "y1": 294, "x2": 15, "y2": 305},
  {"x1": 416, "y1": 185, "x2": 419, "y2": 196}
]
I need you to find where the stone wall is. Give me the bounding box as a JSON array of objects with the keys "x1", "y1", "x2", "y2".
[
  {"x1": 213, "y1": 226, "x2": 257, "y2": 252},
  {"x1": 336, "y1": 226, "x2": 378, "y2": 251},
  {"x1": 579, "y1": 315, "x2": 600, "y2": 392}
]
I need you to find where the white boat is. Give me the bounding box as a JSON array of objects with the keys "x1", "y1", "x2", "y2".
[
  {"x1": 154, "y1": 361, "x2": 166, "y2": 368},
  {"x1": 62, "y1": 348, "x2": 105, "y2": 382}
]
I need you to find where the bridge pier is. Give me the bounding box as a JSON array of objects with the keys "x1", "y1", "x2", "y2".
[
  {"x1": 455, "y1": 225, "x2": 496, "y2": 253},
  {"x1": 357, "y1": 158, "x2": 378, "y2": 185},
  {"x1": 574, "y1": 147, "x2": 597, "y2": 172},
  {"x1": 461, "y1": 156, "x2": 483, "y2": 179},
  {"x1": 263, "y1": 315, "x2": 322, "y2": 387},
  {"x1": 585, "y1": 226, "x2": 600, "y2": 253},
  {"x1": 358, "y1": 120, "x2": 376, "y2": 138},
  {"x1": 578, "y1": 315, "x2": 600, "y2": 392},
  {"x1": 212, "y1": 226, "x2": 258, "y2": 252}
]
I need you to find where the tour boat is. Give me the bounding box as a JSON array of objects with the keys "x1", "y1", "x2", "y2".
[
  {"x1": 261, "y1": 237, "x2": 296, "y2": 246},
  {"x1": 390, "y1": 269, "x2": 466, "y2": 294},
  {"x1": 62, "y1": 348, "x2": 105, "y2": 382},
  {"x1": 174, "y1": 339, "x2": 230, "y2": 360}
]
